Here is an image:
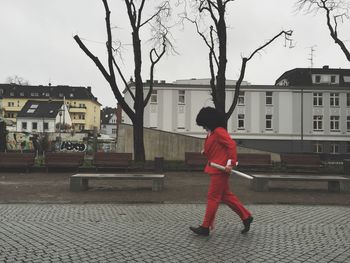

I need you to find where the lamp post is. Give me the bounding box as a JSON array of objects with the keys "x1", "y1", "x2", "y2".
[
  {"x1": 59, "y1": 111, "x2": 62, "y2": 142},
  {"x1": 301, "y1": 87, "x2": 304, "y2": 153}
]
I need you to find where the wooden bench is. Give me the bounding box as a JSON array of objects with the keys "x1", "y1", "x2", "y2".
[
  {"x1": 185, "y1": 152, "x2": 207, "y2": 171},
  {"x1": 281, "y1": 154, "x2": 322, "y2": 171},
  {"x1": 250, "y1": 174, "x2": 350, "y2": 192},
  {"x1": 93, "y1": 152, "x2": 132, "y2": 171},
  {"x1": 70, "y1": 173, "x2": 165, "y2": 192},
  {"x1": 45, "y1": 152, "x2": 85, "y2": 172},
  {"x1": 0, "y1": 152, "x2": 35, "y2": 172},
  {"x1": 237, "y1": 153, "x2": 272, "y2": 170}
]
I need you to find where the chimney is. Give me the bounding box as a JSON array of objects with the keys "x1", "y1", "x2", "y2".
[
  {"x1": 323, "y1": 65, "x2": 329, "y2": 69},
  {"x1": 87, "y1": 86, "x2": 92, "y2": 92}
]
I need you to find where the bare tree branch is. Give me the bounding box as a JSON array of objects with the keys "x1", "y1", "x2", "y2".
[
  {"x1": 111, "y1": 56, "x2": 136, "y2": 101},
  {"x1": 226, "y1": 30, "x2": 293, "y2": 118},
  {"x1": 297, "y1": 0, "x2": 350, "y2": 61},
  {"x1": 144, "y1": 36, "x2": 167, "y2": 106},
  {"x1": 140, "y1": 1, "x2": 170, "y2": 28}
]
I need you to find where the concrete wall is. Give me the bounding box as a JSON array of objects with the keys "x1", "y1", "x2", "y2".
[{"x1": 117, "y1": 123, "x2": 280, "y2": 161}]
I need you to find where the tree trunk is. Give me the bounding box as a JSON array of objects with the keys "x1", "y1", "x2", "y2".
[
  {"x1": 133, "y1": 110, "x2": 145, "y2": 162},
  {"x1": 215, "y1": 1, "x2": 228, "y2": 128},
  {"x1": 132, "y1": 30, "x2": 146, "y2": 162}
]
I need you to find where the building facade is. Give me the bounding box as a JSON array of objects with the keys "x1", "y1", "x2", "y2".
[
  {"x1": 100, "y1": 107, "x2": 118, "y2": 137},
  {"x1": 16, "y1": 100, "x2": 71, "y2": 133},
  {"x1": 0, "y1": 84, "x2": 101, "y2": 131},
  {"x1": 122, "y1": 72, "x2": 350, "y2": 155}
]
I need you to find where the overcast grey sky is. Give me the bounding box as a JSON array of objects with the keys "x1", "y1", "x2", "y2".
[{"x1": 1, "y1": 0, "x2": 349, "y2": 107}]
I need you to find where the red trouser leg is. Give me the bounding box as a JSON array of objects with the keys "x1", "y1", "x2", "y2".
[
  {"x1": 222, "y1": 181, "x2": 251, "y2": 221},
  {"x1": 202, "y1": 174, "x2": 251, "y2": 228}
]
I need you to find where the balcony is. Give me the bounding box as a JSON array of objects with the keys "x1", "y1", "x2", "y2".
[
  {"x1": 69, "y1": 106, "x2": 87, "y2": 113},
  {"x1": 3, "y1": 106, "x2": 22, "y2": 112},
  {"x1": 71, "y1": 119, "x2": 86, "y2": 124}
]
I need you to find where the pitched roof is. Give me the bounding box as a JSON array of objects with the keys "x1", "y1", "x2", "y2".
[
  {"x1": 17, "y1": 100, "x2": 64, "y2": 118},
  {"x1": 100, "y1": 107, "x2": 116, "y2": 124},
  {"x1": 0, "y1": 84, "x2": 101, "y2": 104},
  {"x1": 275, "y1": 67, "x2": 350, "y2": 86}
]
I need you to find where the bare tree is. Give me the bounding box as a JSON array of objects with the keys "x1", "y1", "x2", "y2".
[
  {"x1": 183, "y1": 0, "x2": 293, "y2": 124},
  {"x1": 297, "y1": 0, "x2": 350, "y2": 61},
  {"x1": 6, "y1": 75, "x2": 30, "y2": 85},
  {"x1": 74, "y1": 0, "x2": 171, "y2": 162}
]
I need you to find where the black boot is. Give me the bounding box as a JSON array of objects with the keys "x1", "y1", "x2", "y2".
[
  {"x1": 189, "y1": 226, "x2": 209, "y2": 236},
  {"x1": 241, "y1": 216, "x2": 253, "y2": 234}
]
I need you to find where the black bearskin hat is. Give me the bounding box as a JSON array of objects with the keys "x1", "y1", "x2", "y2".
[{"x1": 196, "y1": 107, "x2": 226, "y2": 131}]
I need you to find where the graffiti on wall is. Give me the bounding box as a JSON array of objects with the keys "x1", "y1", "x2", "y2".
[
  {"x1": 60, "y1": 141, "x2": 87, "y2": 152},
  {"x1": 6, "y1": 133, "x2": 34, "y2": 151}
]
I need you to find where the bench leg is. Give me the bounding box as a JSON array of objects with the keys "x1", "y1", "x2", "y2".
[
  {"x1": 70, "y1": 177, "x2": 89, "y2": 192},
  {"x1": 152, "y1": 179, "x2": 164, "y2": 191},
  {"x1": 340, "y1": 181, "x2": 350, "y2": 192},
  {"x1": 251, "y1": 178, "x2": 269, "y2": 192},
  {"x1": 328, "y1": 181, "x2": 340, "y2": 192}
]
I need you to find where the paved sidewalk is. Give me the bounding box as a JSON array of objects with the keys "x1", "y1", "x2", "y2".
[{"x1": 0, "y1": 204, "x2": 349, "y2": 263}]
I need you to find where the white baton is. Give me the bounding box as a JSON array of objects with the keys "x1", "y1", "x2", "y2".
[{"x1": 209, "y1": 162, "x2": 253, "y2": 180}]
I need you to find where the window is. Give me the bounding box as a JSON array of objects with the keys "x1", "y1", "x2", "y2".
[
  {"x1": 30, "y1": 92, "x2": 39, "y2": 97},
  {"x1": 178, "y1": 105, "x2": 184, "y2": 113},
  {"x1": 313, "y1": 143, "x2": 323, "y2": 153},
  {"x1": 315, "y1": 75, "x2": 321, "y2": 83},
  {"x1": 178, "y1": 90, "x2": 185, "y2": 104},
  {"x1": 313, "y1": 115, "x2": 323, "y2": 131},
  {"x1": 8, "y1": 102, "x2": 14, "y2": 107},
  {"x1": 266, "y1": 92, "x2": 273, "y2": 105},
  {"x1": 32, "y1": 122, "x2": 38, "y2": 130},
  {"x1": 69, "y1": 93, "x2": 74, "y2": 98},
  {"x1": 150, "y1": 90, "x2": 157, "y2": 104},
  {"x1": 59, "y1": 93, "x2": 64, "y2": 97},
  {"x1": 265, "y1": 115, "x2": 272, "y2": 130},
  {"x1": 5, "y1": 113, "x2": 14, "y2": 118},
  {"x1": 43, "y1": 122, "x2": 49, "y2": 131},
  {"x1": 347, "y1": 142, "x2": 350, "y2": 153},
  {"x1": 330, "y1": 143, "x2": 339, "y2": 154},
  {"x1": 238, "y1": 114, "x2": 245, "y2": 129},
  {"x1": 27, "y1": 104, "x2": 38, "y2": 113},
  {"x1": 238, "y1": 92, "x2": 245, "y2": 105},
  {"x1": 330, "y1": 75, "x2": 336, "y2": 83},
  {"x1": 330, "y1": 116, "x2": 340, "y2": 131},
  {"x1": 330, "y1": 93, "x2": 339, "y2": 107},
  {"x1": 10, "y1": 92, "x2": 14, "y2": 96},
  {"x1": 78, "y1": 114, "x2": 85, "y2": 120},
  {"x1": 22, "y1": 122, "x2": 27, "y2": 130},
  {"x1": 347, "y1": 93, "x2": 350, "y2": 107},
  {"x1": 347, "y1": 116, "x2": 350, "y2": 132},
  {"x1": 112, "y1": 128, "x2": 117, "y2": 134},
  {"x1": 78, "y1": 124, "x2": 85, "y2": 130},
  {"x1": 313, "y1": 93, "x2": 323, "y2": 106},
  {"x1": 79, "y1": 103, "x2": 86, "y2": 108},
  {"x1": 20, "y1": 92, "x2": 24, "y2": 96}
]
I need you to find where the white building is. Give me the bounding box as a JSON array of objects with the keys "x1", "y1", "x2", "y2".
[
  {"x1": 122, "y1": 69, "x2": 350, "y2": 155},
  {"x1": 100, "y1": 107, "x2": 118, "y2": 137},
  {"x1": 16, "y1": 100, "x2": 71, "y2": 133}
]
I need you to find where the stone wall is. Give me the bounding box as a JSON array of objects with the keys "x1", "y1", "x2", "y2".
[{"x1": 117, "y1": 124, "x2": 280, "y2": 161}]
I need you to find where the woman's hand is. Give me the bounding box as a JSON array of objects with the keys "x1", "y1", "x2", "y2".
[{"x1": 224, "y1": 165, "x2": 233, "y2": 174}]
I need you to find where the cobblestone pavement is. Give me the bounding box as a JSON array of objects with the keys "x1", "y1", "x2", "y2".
[{"x1": 0, "y1": 204, "x2": 349, "y2": 263}]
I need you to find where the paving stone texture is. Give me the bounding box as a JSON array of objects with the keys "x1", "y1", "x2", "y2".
[{"x1": 0, "y1": 204, "x2": 349, "y2": 263}]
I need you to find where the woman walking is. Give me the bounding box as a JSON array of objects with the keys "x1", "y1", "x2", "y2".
[{"x1": 190, "y1": 107, "x2": 253, "y2": 236}]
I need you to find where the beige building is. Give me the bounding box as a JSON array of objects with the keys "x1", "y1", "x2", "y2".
[{"x1": 0, "y1": 84, "x2": 101, "y2": 131}]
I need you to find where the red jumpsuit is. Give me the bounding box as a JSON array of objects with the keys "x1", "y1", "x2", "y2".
[{"x1": 201, "y1": 127, "x2": 251, "y2": 229}]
